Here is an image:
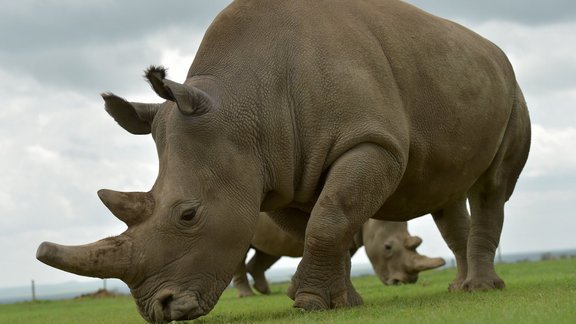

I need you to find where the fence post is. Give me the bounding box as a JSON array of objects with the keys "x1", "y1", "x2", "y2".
[{"x1": 31, "y1": 280, "x2": 36, "y2": 302}]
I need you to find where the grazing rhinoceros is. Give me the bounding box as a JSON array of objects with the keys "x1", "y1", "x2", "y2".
[
  {"x1": 36, "y1": 0, "x2": 530, "y2": 322},
  {"x1": 234, "y1": 214, "x2": 445, "y2": 297}
]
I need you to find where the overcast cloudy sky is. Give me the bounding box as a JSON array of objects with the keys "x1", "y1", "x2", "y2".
[{"x1": 0, "y1": 0, "x2": 574, "y2": 289}]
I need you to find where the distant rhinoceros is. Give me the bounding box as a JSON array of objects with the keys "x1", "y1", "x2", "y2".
[
  {"x1": 233, "y1": 214, "x2": 445, "y2": 297},
  {"x1": 36, "y1": 0, "x2": 530, "y2": 322}
]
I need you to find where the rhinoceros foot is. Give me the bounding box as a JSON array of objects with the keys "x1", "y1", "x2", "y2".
[
  {"x1": 233, "y1": 268, "x2": 256, "y2": 298},
  {"x1": 447, "y1": 279, "x2": 466, "y2": 292},
  {"x1": 237, "y1": 286, "x2": 255, "y2": 298},
  {"x1": 247, "y1": 265, "x2": 271, "y2": 295},
  {"x1": 252, "y1": 277, "x2": 271, "y2": 295},
  {"x1": 288, "y1": 269, "x2": 363, "y2": 310},
  {"x1": 290, "y1": 286, "x2": 363, "y2": 311},
  {"x1": 461, "y1": 275, "x2": 506, "y2": 291},
  {"x1": 291, "y1": 290, "x2": 330, "y2": 310},
  {"x1": 288, "y1": 245, "x2": 363, "y2": 311}
]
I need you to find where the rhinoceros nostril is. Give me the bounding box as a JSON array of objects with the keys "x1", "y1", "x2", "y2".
[
  {"x1": 407, "y1": 274, "x2": 419, "y2": 284},
  {"x1": 162, "y1": 295, "x2": 202, "y2": 321},
  {"x1": 161, "y1": 294, "x2": 174, "y2": 312}
]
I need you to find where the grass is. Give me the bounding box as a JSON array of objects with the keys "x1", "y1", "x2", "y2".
[{"x1": 1, "y1": 258, "x2": 574, "y2": 323}]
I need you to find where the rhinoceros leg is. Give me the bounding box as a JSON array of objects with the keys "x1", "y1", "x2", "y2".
[
  {"x1": 288, "y1": 143, "x2": 403, "y2": 310},
  {"x1": 432, "y1": 197, "x2": 470, "y2": 291},
  {"x1": 233, "y1": 250, "x2": 255, "y2": 298},
  {"x1": 464, "y1": 190, "x2": 506, "y2": 291},
  {"x1": 463, "y1": 85, "x2": 530, "y2": 291},
  {"x1": 246, "y1": 249, "x2": 280, "y2": 295},
  {"x1": 266, "y1": 208, "x2": 309, "y2": 242}
]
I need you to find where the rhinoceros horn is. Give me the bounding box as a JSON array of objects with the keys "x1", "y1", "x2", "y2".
[
  {"x1": 97, "y1": 189, "x2": 154, "y2": 226},
  {"x1": 145, "y1": 65, "x2": 212, "y2": 116},
  {"x1": 404, "y1": 235, "x2": 423, "y2": 249},
  {"x1": 412, "y1": 254, "x2": 446, "y2": 272},
  {"x1": 36, "y1": 235, "x2": 132, "y2": 279}
]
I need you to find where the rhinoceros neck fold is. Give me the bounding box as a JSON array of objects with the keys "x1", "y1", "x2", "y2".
[{"x1": 36, "y1": 236, "x2": 132, "y2": 279}]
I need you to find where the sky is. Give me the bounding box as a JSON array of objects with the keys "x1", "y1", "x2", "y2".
[{"x1": 0, "y1": 0, "x2": 575, "y2": 289}]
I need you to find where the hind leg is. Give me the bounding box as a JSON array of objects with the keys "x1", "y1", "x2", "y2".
[
  {"x1": 246, "y1": 250, "x2": 280, "y2": 295},
  {"x1": 232, "y1": 250, "x2": 255, "y2": 297},
  {"x1": 463, "y1": 83, "x2": 531, "y2": 291},
  {"x1": 464, "y1": 188, "x2": 506, "y2": 291},
  {"x1": 432, "y1": 197, "x2": 470, "y2": 291}
]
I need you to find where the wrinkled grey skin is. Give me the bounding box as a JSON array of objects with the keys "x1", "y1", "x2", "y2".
[
  {"x1": 233, "y1": 214, "x2": 445, "y2": 297},
  {"x1": 36, "y1": 0, "x2": 530, "y2": 322}
]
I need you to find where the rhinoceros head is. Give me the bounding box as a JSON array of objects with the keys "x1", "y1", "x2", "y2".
[
  {"x1": 362, "y1": 220, "x2": 445, "y2": 285},
  {"x1": 36, "y1": 67, "x2": 262, "y2": 322}
]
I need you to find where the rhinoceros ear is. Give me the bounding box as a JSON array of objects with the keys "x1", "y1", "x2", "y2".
[
  {"x1": 145, "y1": 65, "x2": 212, "y2": 116},
  {"x1": 101, "y1": 93, "x2": 160, "y2": 135},
  {"x1": 144, "y1": 65, "x2": 172, "y2": 100}
]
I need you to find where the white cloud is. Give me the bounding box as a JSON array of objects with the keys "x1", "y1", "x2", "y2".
[
  {"x1": 524, "y1": 124, "x2": 576, "y2": 177},
  {"x1": 474, "y1": 21, "x2": 576, "y2": 92},
  {"x1": 470, "y1": 21, "x2": 576, "y2": 129},
  {"x1": 160, "y1": 49, "x2": 196, "y2": 83},
  {"x1": 26, "y1": 145, "x2": 60, "y2": 162}
]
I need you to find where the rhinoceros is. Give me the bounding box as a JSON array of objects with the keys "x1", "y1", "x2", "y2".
[
  {"x1": 36, "y1": 0, "x2": 530, "y2": 322},
  {"x1": 234, "y1": 214, "x2": 445, "y2": 297}
]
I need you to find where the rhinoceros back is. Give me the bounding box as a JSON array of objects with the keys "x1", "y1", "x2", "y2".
[{"x1": 190, "y1": 0, "x2": 522, "y2": 217}]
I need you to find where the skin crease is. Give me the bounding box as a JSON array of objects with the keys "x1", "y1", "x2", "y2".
[
  {"x1": 233, "y1": 214, "x2": 445, "y2": 297},
  {"x1": 36, "y1": 0, "x2": 531, "y2": 322}
]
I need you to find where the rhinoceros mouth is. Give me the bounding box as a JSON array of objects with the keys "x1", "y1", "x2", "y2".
[{"x1": 139, "y1": 289, "x2": 205, "y2": 323}]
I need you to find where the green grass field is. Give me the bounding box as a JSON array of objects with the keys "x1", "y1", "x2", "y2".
[{"x1": 1, "y1": 258, "x2": 574, "y2": 323}]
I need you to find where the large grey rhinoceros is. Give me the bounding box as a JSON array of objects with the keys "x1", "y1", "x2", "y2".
[
  {"x1": 233, "y1": 214, "x2": 445, "y2": 297},
  {"x1": 36, "y1": 0, "x2": 531, "y2": 322}
]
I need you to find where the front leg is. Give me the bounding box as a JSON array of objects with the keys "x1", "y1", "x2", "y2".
[{"x1": 288, "y1": 143, "x2": 404, "y2": 310}]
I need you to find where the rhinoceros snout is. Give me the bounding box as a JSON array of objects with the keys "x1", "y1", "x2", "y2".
[
  {"x1": 145, "y1": 291, "x2": 203, "y2": 323},
  {"x1": 406, "y1": 273, "x2": 419, "y2": 284},
  {"x1": 385, "y1": 274, "x2": 418, "y2": 285}
]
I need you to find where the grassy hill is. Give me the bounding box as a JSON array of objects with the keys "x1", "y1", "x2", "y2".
[{"x1": 1, "y1": 258, "x2": 574, "y2": 323}]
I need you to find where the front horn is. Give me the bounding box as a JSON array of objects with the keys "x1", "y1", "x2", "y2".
[
  {"x1": 413, "y1": 255, "x2": 446, "y2": 272},
  {"x1": 97, "y1": 189, "x2": 154, "y2": 226},
  {"x1": 36, "y1": 235, "x2": 132, "y2": 279}
]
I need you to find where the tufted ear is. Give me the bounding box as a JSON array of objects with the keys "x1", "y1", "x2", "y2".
[
  {"x1": 145, "y1": 65, "x2": 212, "y2": 116},
  {"x1": 101, "y1": 93, "x2": 160, "y2": 135},
  {"x1": 144, "y1": 66, "x2": 172, "y2": 100}
]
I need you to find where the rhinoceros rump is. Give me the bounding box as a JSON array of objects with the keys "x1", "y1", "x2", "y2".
[{"x1": 37, "y1": 0, "x2": 530, "y2": 322}]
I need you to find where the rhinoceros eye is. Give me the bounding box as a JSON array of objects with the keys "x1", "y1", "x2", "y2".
[{"x1": 181, "y1": 208, "x2": 197, "y2": 222}]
